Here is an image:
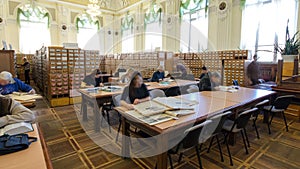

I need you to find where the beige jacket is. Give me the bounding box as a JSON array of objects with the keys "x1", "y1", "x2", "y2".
[{"x1": 0, "y1": 96, "x2": 35, "y2": 127}]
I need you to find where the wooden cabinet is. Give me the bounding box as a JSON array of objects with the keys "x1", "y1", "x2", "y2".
[{"x1": 0, "y1": 50, "x2": 16, "y2": 77}]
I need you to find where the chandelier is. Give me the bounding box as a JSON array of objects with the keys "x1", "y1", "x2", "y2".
[{"x1": 86, "y1": 0, "x2": 101, "y2": 17}]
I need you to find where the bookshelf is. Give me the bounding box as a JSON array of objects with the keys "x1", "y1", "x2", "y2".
[{"x1": 0, "y1": 50, "x2": 16, "y2": 77}]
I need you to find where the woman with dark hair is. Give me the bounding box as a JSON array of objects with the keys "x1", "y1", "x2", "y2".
[
  {"x1": 81, "y1": 69, "x2": 104, "y2": 88},
  {"x1": 120, "y1": 71, "x2": 150, "y2": 110}
]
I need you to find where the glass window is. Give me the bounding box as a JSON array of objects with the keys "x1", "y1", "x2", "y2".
[
  {"x1": 77, "y1": 15, "x2": 100, "y2": 50},
  {"x1": 122, "y1": 29, "x2": 134, "y2": 53},
  {"x1": 19, "y1": 5, "x2": 51, "y2": 54},
  {"x1": 144, "y1": 4, "x2": 163, "y2": 51},
  {"x1": 180, "y1": 0, "x2": 208, "y2": 52},
  {"x1": 241, "y1": 0, "x2": 298, "y2": 62}
]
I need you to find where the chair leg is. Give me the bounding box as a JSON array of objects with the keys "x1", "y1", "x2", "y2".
[
  {"x1": 253, "y1": 119, "x2": 260, "y2": 139},
  {"x1": 282, "y1": 112, "x2": 289, "y2": 132},
  {"x1": 243, "y1": 128, "x2": 250, "y2": 148},
  {"x1": 178, "y1": 152, "x2": 183, "y2": 163},
  {"x1": 216, "y1": 135, "x2": 224, "y2": 162},
  {"x1": 207, "y1": 136, "x2": 215, "y2": 153},
  {"x1": 116, "y1": 121, "x2": 122, "y2": 142},
  {"x1": 195, "y1": 145, "x2": 203, "y2": 169},
  {"x1": 224, "y1": 135, "x2": 233, "y2": 166},
  {"x1": 168, "y1": 154, "x2": 174, "y2": 169},
  {"x1": 268, "y1": 112, "x2": 275, "y2": 134},
  {"x1": 106, "y1": 111, "x2": 111, "y2": 133},
  {"x1": 240, "y1": 130, "x2": 249, "y2": 154}
]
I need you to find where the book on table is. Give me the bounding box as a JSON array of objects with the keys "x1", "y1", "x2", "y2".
[
  {"x1": 133, "y1": 97, "x2": 198, "y2": 116},
  {"x1": 0, "y1": 122, "x2": 33, "y2": 136},
  {"x1": 125, "y1": 110, "x2": 175, "y2": 126}
]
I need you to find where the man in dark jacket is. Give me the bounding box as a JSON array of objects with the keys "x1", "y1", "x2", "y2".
[{"x1": 198, "y1": 71, "x2": 221, "y2": 91}]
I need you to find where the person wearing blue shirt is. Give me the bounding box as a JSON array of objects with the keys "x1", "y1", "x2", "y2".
[
  {"x1": 150, "y1": 65, "x2": 165, "y2": 82},
  {"x1": 0, "y1": 71, "x2": 35, "y2": 95}
]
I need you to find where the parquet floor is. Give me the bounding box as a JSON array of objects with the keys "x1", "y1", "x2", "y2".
[{"x1": 33, "y1": 98, "x2": 300, "y2": 169}]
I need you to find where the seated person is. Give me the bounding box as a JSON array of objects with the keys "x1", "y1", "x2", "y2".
[
  {"x1": 0, "y1": 71, "x2": 35, "y2": 95},
  {"x1": 176, "y1": 63, "x2": 187, "y2": 78},
  {"x1": 120, "y1": 71, "x2": 150, "y2": 110},
  {"x1": 198, "y1": 71, "x2": 221, "y2": 91},
  {"x1": 81, "y1": 69, "x2": 104, "y2": 88},
  {"x1": 246, "y1": 54, "x2": 260, "y2": 85},
  {"x1": 0, "y1": 96, "x2": 35, "y2": 127},
  {"x1": 150, "y1": 65, "x2": 165, "y2": 82},
  {"x1": 199, "y1": 66, "x2": 208, "y2": 80},
  {"x1": 120, "y1": 68, "x2": 135, "y2": 84}
]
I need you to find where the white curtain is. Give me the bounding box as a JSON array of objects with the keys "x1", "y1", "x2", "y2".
[
  {"x1": 77, "y1": 27, "x2": 100, "y2": 50},
  {"x1": 180, "y1": 9, "x2": 208, "y2": 52},
  {"x1": 145, "y1": 21, "x2": 162, "y2": 51},
  {"x1": 19, "y1": 19, "x2": 51, "y2": 54},
  {"x1": 241, "y1": 0, "x2": 298, "y2": 62},
  {"x1": 122, "y1": 29, "x2": 134, "y2": 53}
]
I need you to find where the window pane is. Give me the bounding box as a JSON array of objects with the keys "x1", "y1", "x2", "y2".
[
  {"x1": 122, "y1": 29, "x2": 134, "y2": 53},
  {"x1": 145, "y1": 22, "x2": 162, "y2": 51}
]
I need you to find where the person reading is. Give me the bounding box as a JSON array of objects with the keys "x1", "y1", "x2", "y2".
[
  {"x1": 198, "y1": 71, "x2": 221, "y2": 91},
  {"x1": 199, "y1": 66, "x2": 208, "y2": 80},
  {"x1": 0, "y1": 96, "x2": 35, "y2": 127},
  {"x1": 150, "y1": 65, "x2": 165, "y2": 82},
  {"x1": 0, "y1": 71, "x2": 35, "y2": 95},
  {"x1": 120, "y1": 71, "x2": 150, "y2": 110},
  {"x1": 81, "y1": 69, "x2": 104, "y2": 88}
]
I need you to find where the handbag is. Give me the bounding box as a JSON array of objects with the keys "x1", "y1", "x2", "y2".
[{"x1": 0, "y1": 134, "x2": 37, "y2": 155}]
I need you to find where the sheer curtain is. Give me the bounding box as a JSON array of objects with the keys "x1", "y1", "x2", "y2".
[
  {"x1": 180, "y1": 9, "x2": 208, "y2": 52},
  {"x1": 145, "y1": 22, "x2": 162, "y2": 51},
  {"x1": 122, "y1": 29, "x2": 134, "y2": 53},
  {"x1": 77, "y1": 27, "x2": 100, "y2": 50},
  {"x1": 19, "y1": 18, "x2": 50, "y2": 54},
  {"x1": 241, "y1": 0, "x2": 298, "y2": 62}
]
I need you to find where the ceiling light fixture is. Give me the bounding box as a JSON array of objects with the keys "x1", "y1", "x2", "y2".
[{"x1": 86, "y1": 0, "x2": 101, "y2": 17}]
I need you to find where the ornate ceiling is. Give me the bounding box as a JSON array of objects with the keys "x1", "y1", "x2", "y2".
[{"x1": 62, "y1": 0, "x2": 141, "y2": 12}]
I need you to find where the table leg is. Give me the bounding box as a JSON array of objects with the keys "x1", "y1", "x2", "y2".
[
  {"x1": 157, "y1": 134, "x2": 168, "y2": 169},
  {"x1": 82, "y1": 98, "x2": 88, "y2": 121},
  {"x1": 122, "y1": 117, "x2": 130, "y2": 158},
  {"x1": 94, "y1": 102, "x2": 101, "y2": 132}
]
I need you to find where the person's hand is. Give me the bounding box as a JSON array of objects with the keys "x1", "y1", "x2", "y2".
[
  {"x1": 100, "y1": 83, "x2": 104, "y2": 87},
  {"x1": 127, "y1": 104, "x2": 134, "y2": 110},
  {"x1": 133, "y1": 99, "x2": 140, "y2": 105},
  {"x1": 28, "y1": 89, "x2": 36, "y2": 94}
]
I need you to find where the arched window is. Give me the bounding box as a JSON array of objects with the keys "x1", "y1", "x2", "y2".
[
  {"x1": 241, "y1": 0, "x2": 298, "y2": 62},
  {"x1": 180, "y1": 0, "x2": 209, "y2": 52},
  {"x1": 144, "y1": 3, "x2": 163, "y2": 51},
  {"x1": 121, "y1": 14, "x2": 134, "y2": 53},
  {"x1": 18, "y1": 4, "x2": 51, "y2": 54},
  {"x1": 76, "y1": 14, "x2": 100, "y2": 50}
]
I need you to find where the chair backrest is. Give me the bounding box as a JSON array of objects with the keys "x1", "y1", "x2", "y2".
[
  {"x1": 235, "y1": 107, "x2": 258, "y2": 129},
  {"x1": 186, "y1": 85, "x2": 199, "y2": 93},
  {"x1": 208, "y1": 111, "x2": 232, "y2": 135},
  {"x1": 149, "y1": 89, "x2": 166, "y2": 99},
  {"x1": 273, "y1": 95, "x2": 295, "y2": 110},
  {"x1": 112, "y1": 94, "x2": 122, "y2": 107},
  {"x1": 181, "y1": 120, "x2": 212, "y2": 149}
]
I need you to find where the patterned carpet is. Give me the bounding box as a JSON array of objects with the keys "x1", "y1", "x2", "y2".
[{"x1": 33, "y1": 98, "x2": 300, "y2": 169}]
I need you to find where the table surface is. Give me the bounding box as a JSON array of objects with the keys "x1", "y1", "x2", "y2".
[
  {"x1": 0, "y1": 124, "x2": 50, "y2": 169},
  {"x1": 118, "y1": 87, "x2": 276, "y2": 133},
  {"x1": 78, "y1": 79, "x2": 198, "y2": 99}
]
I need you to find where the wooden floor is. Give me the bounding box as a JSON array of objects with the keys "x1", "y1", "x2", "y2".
[{"x1": 33, "y1": 98, "x2": 300, "y2": 169}]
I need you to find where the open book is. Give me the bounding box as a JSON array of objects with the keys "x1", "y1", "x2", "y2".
[
  {"x1": 0, "y1": 122, "x2": 33, "y2": 136},
  {"x1": 165, "y1": 109, "x2": 195, "y2": 117},
  {"x1": 133, "y1": 97, "x2": 198, "y2": 116},
  {"x1": 125, "y1": 110, "x2": 175, "y2": 125},
  {"x1": 153, "y1": 97, "x2": 197, "y2": 110}
]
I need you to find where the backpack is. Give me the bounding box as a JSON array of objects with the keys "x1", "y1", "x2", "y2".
[{"x1": 0, "y1": 134, "x2": 37, "y2": 155}]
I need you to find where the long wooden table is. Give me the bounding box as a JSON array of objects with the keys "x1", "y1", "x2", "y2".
[
  {"x1": 77, "y1": 80, "x2": 198, "y2": 131},
  {"x1": 117, "y1": 87, "x2": 275, "y2": 169},
  {"x1": 0, "y1": 124, "x2": 52, "y2": 169}
]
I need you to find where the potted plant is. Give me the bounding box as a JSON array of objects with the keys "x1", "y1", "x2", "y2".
[{"x1": 274, "y1": 24, "x2": 300, "y2": 62}]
